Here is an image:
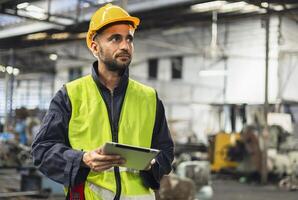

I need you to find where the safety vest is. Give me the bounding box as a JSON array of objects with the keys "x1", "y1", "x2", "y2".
[{"x1": 65, "y1": 75, "x2": 157, "y2": 200}]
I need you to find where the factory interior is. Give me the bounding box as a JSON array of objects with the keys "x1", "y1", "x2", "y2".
[{"x1": 1, "y1": 0, "x2": 298, "y2": 199}]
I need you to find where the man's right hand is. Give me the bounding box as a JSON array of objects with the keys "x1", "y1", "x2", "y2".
[{"x1": 82, "y1": 147, "x2": 125, "y2": 172}]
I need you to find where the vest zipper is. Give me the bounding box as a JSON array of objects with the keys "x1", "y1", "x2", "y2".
[{"x1": 111, "y1": 91, "x2": 121, "y2": 200}]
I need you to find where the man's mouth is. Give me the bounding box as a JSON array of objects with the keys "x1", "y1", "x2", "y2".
[{"x1": 117, "y1": 53, "x2": 131, "y2": 58}]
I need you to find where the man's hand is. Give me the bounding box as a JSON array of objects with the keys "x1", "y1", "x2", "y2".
[
  {"x1": 82, "y1": 147, "x2": 125, "y2": 172},
  {"x1": 144, "y1": 159, "x2": 156, "y2": 171}
]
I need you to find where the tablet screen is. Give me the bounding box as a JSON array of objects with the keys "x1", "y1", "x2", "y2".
[{"x1": 103, "y1": 142, "x2": 160, "y2": 170}]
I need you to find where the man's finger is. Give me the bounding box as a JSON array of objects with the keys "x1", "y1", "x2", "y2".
[
  {"x1": 150, "y1": 159, "x2": 156, "y2": 165},
  {"x1": 92, "y1": 158, "x2": 125, "y2": 166},
  {"x1": 93, "y1": 154, "x2": 122, "y2": 162},
  {"x1": 92, "y1": 162, "x2": 124, "y2": 172},
  {"x1": 92, "y1": 164, "x2": 113, "y2": 172},
  {"x1": 144, "y1": 159, "x2": 156, "y2": 171}
]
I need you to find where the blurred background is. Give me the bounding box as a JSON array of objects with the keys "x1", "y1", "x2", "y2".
[{"x1": 0, "y1": 0, "x2": 298, "y2": 199}]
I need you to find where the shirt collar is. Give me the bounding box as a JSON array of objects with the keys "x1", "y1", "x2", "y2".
[{"x1": 91, "y1": 61, "x2": 129, "y2": 94}]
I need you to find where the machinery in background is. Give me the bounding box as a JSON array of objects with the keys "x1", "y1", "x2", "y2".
[
  {"x1": 0, "y1": 131, "x2": 32, "y2": 168},
  {"x1": 209, "y1": 124, "x2": 298, "y2": 190},
  {"x1": 157, "y1": 141, "x2": 212, "y2": 200},
  {"x1": 208, "y1": 132, "x2": 241, "y2": 172},
  {"x1": 0, "y1": 132, "x2": 59, "y2": 198}
]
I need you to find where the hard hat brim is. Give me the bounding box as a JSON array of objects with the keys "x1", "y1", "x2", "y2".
[{"x1": 86, "y1": 16, "x2": 140, "y2": 49}]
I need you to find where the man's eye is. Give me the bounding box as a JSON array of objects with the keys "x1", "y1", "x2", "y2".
[
  {"x1": 127, "y1": 37, "x2": 134, "y2": 42},
  {"x1": 111, "y1": 36, "x2": 121, "y2": 42}
]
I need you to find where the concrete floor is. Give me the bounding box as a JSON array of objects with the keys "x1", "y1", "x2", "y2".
[
  {"x1": 212, "y1": 179, "x2": 298, "y2": 200},
  {"x1": 1, "y1": 169, "x2": 298, "y2": 200}
]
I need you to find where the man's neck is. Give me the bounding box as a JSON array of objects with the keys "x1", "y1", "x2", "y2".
[{"x1": 97, "y1": 62, "x2": 121, "y2": 92}]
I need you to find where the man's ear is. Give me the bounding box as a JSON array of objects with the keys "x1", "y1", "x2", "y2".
[
  {"x1": 91, "y1": 40, "x2": 99, "y2": 52},
  {"x1": 90, "y1": 40, "x2": 99, "y2": 58}
]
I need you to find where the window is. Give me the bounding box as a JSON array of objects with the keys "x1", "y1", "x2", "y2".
[
  {"x1": 69, "y1": 68, "x2": 82, "y2": 81},
  {"x1": 171, "y1": 56, "x2": 183, "y2": 79},
  {"x1": 148, "y1": 58, "x2": 158, "y2": 79}
]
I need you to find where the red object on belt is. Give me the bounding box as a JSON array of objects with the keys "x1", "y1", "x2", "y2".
[{"x1": 69, "y1": 183, "x2": 85, "y2": 200}]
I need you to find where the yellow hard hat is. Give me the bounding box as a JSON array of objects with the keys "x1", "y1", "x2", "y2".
[{"x1": 86, "y1": 3, "x2": 140, "y2": 49}]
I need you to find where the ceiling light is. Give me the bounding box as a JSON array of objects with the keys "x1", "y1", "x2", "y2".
[
  {"x1": 77, "y1": 32, "x2": 87, "y2": 39},
  {"x1": 0, "y1": 65, "x2": 6, "y2": 72},
  {"x1": 25, "y1": 5, "x2": 46, "y2": 19},
  {"x1": 26, "y1": 32, "x2": 48, "y2": 40},
  {"x1": 13, "y1": 68, "x2": 20, "y2": 76},
  {"x1": 191, "y1": 1, "x2": 227, "y2": 12},
  {"x1": 26, "y1": 12, "x2": 47, "y2": 20},
  {"x1": 6, "y1": 66, "x2": 13, "y2": 74},
  {"x1": 51, "y1": 33, "x2": 70, "y2": 40},
  {"x1": 49, "y1": 54, "x2": 58, "y2": 61},
  {"x1": 219, "y1": 1, "x2": 247, "y2": 13},
  {"x1": 199, "y1": 69, "x2": 227, "y2": 77},
  {"x1": 26, "y1": 5, "x2": 45, "y2": 13},
  {"x1": 17, "y1": 2, "x2": 29, "y2": 9},
  {"x1": 272, "y1": 5, "x2": 283, "y2": 11},
  {"x1": 261, "y1": 2, "x2": 269, "y2": 8},
  {"x1": 240, "y1": 4, "x2": 263, "y2": 13}
]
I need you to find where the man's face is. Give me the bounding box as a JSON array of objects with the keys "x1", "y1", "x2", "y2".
[{"x1": 92, "y1": 24, "x2": 134, "y2": 72}]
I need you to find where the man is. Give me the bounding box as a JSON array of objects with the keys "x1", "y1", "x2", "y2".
[{"x1": 31, "y1": 3, "x2": 174, "y2": 200}]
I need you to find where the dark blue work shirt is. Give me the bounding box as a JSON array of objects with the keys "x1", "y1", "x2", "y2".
[{"x1": 31, "y1": 61, "x2": 174, "y2": 190}]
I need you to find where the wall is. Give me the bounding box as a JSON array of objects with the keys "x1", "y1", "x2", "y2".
[
  {"x1": 278, "y1": 16, "x2": 298, "y2": 102},
  {"x1": 132, "y1": 15, "x2": 280, "y2": 105},
  {"x1": 129, "y1": 15, "x2": 282, "y2": 141}
]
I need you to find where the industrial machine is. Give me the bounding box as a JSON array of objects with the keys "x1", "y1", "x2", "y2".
[{"x1": 209, "y1": 132, "x2": 241, "y2": 172}]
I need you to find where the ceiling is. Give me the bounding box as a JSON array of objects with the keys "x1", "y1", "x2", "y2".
[{"x1": 0, "y1": 0, "x2": 298, "y2": 74}]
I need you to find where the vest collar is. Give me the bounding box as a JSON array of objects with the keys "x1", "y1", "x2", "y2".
[{"x1": 91, "y1": 61, "x2": 129, "y2": 94}]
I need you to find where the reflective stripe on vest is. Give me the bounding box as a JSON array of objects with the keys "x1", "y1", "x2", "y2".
[
  {"x1": 66, "y1": 75, "x2": 157, "y2": 197},
  {"x1": 105, "y1": 167, "x2": 139, "y2": 174},
  {"x1": 87, "y1": 181, "x2": 156, "y2": 200}
]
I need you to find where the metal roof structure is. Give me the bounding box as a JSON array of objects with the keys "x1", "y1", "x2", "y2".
[{"x1": 0, "y1": 0, "x2": 298, "y2": 73}]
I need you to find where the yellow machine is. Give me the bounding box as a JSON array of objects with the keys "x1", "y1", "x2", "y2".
[{"x1": 209, "y1": 132, "x2": 241, "y2": 172}]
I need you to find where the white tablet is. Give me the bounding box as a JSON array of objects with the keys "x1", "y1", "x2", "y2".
[{"x1": 103, "y1": 142, "x2": 160, "y2": 170}]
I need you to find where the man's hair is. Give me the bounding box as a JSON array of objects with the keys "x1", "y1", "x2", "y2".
[{"x1": 93, "y1": 21, "x2": 134, "y2": 41}]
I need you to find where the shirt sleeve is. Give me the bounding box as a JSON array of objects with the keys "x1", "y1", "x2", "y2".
[
  {"x1": 140, "y1": 95, "x2": 174, "y2": 189},
  {"x1": 31, "y1": 87, "x2": 90, "y2": 187}
]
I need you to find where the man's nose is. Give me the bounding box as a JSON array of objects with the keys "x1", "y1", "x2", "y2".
[{"x1": 120, "y1": 40, "x2": 130, "y2": 50}]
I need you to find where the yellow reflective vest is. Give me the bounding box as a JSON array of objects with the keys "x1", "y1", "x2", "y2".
[{"x1": 65, "y1": 75, "x2": 157, "y2": 199}]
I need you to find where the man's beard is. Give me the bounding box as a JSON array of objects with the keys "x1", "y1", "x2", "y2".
[{"x1": 98, "y1": 47, "x2": 131, "y2": 74}]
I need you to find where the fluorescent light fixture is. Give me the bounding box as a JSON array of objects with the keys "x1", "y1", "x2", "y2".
[
  {"x1": 191, "y1": 1, "x2": 227, "y2": 12},
  {"x1": 13, "y1": 68, "x2": 20, "y2": 76},
  {"x1": 199, "y1": 69, "x2": 227, "y2": 77},
  {"x1": 272, "y1": 5, "x2": 284, "y2": 11},
  {"x1": 77, "y1": 32, "x2": 87, "y2": 39},
  {"x1": 26, "y1": 12, "x2": 47, "y2": 20},
  {"x1": 51, "y1": 33, "x2": 70, "y2": 40},
  {"x1": 191, "y1": 1, "x2": 264, "y2": 14},
  {"x1": 17, "y1": 2, "x2": 29, "y2": 9},
  {"x1": 219, "y1": 1, "x2": 247, "y2": 13},
  {"x1": 26, "y1": 5, "x2": 45, "y2": 13},
  {"x1": 6, "y1": 66, "x2": 13, "y2": 74},
  {"x1": 49, "y1": 54, "x2": 58, "y2": 61},
  {"x1": 26, "y1": 32, "x2": 48, "y2": 40},
  {"x1": 25, "y1": 5, "x2": 46, "y2": 20},
  {"x1": 240, "y1": 4, "x2": 263, "y2": 13}
]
